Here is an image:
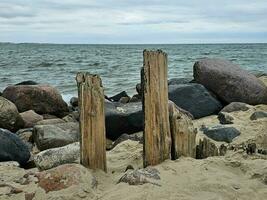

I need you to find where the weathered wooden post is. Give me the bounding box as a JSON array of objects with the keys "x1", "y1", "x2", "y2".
[
  {"x1": 76, "y1": 72, "x2": 107, "y2": 172},
  {"x1": 141, "y1": 50, "x2": 171, "y2": 167},
  {"x1": 168, "y1": 102, "x2": 196, "y2": 159}
]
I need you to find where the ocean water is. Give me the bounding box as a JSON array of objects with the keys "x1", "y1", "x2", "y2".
[{"x1": 0, "y1": 43, "x2": 266, "y2": 101}]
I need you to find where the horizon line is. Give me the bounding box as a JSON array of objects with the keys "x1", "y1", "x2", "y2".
[{"x1": 1, "y1": 41, "x2": 267, "y2": 45}]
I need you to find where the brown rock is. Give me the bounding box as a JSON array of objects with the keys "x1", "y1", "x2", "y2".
[
  {"x1": 36, "y1": 164, "x2": 97, "y2": 193},
  {"x1": 20, "y1": 110, "x2": 43, "y2": 128},
  {"x1": 2, "y1": 85, "x2": 69, "y2": 117},
  {"x1": 194, "y1": 58, "x2": 267, "y2": 105}
]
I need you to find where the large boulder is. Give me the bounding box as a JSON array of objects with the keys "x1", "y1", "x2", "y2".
[
  {"x1": 33, "y1": 122, "x2": 79, "y2": 151},
  {"x1": 193, "y1": 58, "x2": 267, "y2": 105},
  {"x1": 20, "y1": 110, "x2": 43, "y2": 128},
  {"x1": 0, "y1": 128, "x2": 30, "y2": 165},
  {"x1": 168, "y1": 83, "x2": 222, "y2": 119},
  {"x1": 2, "y1": 85, "x2": 69, "y2": 117},
  {"x1": 105, "y1": 101, "x2": 143, "y2": 140},
  {"x1": 34, "y1": 142, "x2": 80, "y2": 170},
  {"x1": 0, "y1": 97, "x2": 24, "y2": 132}
]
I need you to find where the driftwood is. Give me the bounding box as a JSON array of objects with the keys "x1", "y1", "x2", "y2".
[
  {"x1": 141, "y1": 50, "x2": 171, "y2": 167},
  {"x1": 168, "y1": 102, "x2": 196, "y2": 159},
  {"x1": 76, "y1": 72, "x2": 107, "y2": 172}
]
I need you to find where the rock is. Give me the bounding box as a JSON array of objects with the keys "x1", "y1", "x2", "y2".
[
  {"x1": 119, "y1": 96, "x2": 130, "y2": 104},
  {"x1": 129, "y1": 94, "x2": 141, "y2": 102},
  {"x1": 203, "y1": 125, "x2": 240, "y2": 143},
  {"x1": 2, "y1": 85, "x2": 69, "y2": 117},
  {"x1": 106, "y1": 139, "x2": 114, "y2": 150},
  {"x1": 105, "y1": 101, "x2": 143, "y2": 140},
  {"x1": 62, "y1": 114, "x2": 78, "y2": 123},
  {"x1": 0, "y1": 128, "x2": 30, "y2": 165},
  {"x1": 112, "y1": 132, "x2": 143, "y2": 148},
  {"x1": 36, "y1": 164, "x2": 97, "y2": 193},
  {"x1": 34, "y1": 142, "x2": 80, "y2": 170},
  {"x1": 218, "y1": 112, "x2": 234, "y2": 124},
  {"x1": 168, "y1": 77, "x2": 193, "y2": 85},
  {"x1": 70, "y1": 97, "x2": 78, "y2": 107},
  {"x1": 36, "y1": 118, "x2": 65, "y2": 125},
  {"x1": 258, "y1": 75, "x2": 267, "y2": 87},
  {"x1": 20, "y1": 110, "x2": 43, "y2": 128},
  {"x1": 0, "y1": 96, "x2": 24, "y2": 132},
  {"x1": 220, "y1": 102, "x2": 249, "y2": 113},
  {"x1": 33, "y1": 122, "x2": 79, "y2": 151},
  {"x1": 246, "y1": 143, "x2": 257, "y2": 154},
  {"x1": 136, "y1": 83, "x2": 142, "y2": 95},
  {"x1": 15, "y1": 80, "x2": 38, "y2": 85},
  {"x1": 168, "y1": 83, "x2": 222, "y2": 119},
  {"x1": 118, "y1": 167, "x2": 161, "y2": 186},
  {"x1": 110, "y1": 91, "x2": 130, "y2": 102},
  {"x1": 16, "y1": 128, "x2": 33, "y2": 143},
  {"x1": 42, "y1": 114, "x2": 58, "y2": 119},
  {"x1": 193, "y1": 58, "x2": 267, "y2": 104},
  {"x1": 250, "y1": 111, "x2": 267, "y2": 120}
]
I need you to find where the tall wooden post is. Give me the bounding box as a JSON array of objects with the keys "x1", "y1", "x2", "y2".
[
  {"x1": 76, "y1": 72, "x2": 107, "y2": 172},
  {"x1": 141, "y1": 50, "x2": 171, "y2": 167}
]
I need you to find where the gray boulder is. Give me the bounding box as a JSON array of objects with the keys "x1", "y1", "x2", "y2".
[
  {"x1": 34, "y1": 142, "x2": 80, "y2": 170},
  {"x1": 202, "y1": 125, "x2": 240, "y2": 143},
  {"x1": 250, "y1": 111, "x2": 267, "y2": 120},
  {"x1": 168, "y1": 83, "x2": 222, "y2": 119},
  {"x1": 0, "y1": 97, "x2": 24, "y2": 132},
  {"x1": 193, "y1": 58, "x2": 267, "y2": 104},
  {"x1": 2, "y1": 84, "x2": 69, "y2": 117},
  {"x1": 33, "y1": 122, "x2": 79, "y2": 151},
  {"x1": 0, "y1": 128, "x2": 30, "y2": 165},
  {"x1": 220, "y1": 102, "x2": 249, "y2": 113}
]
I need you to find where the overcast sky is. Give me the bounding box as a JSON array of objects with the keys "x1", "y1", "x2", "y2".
[{"x1": 0, "y1": 0, "x2": 267, "y2": 44}]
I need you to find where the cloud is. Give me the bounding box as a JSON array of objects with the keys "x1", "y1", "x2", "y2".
[{"x1": 0, "y1": 0, "x2": 267, "y2": 43}]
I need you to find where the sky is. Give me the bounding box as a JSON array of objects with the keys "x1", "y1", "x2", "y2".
[{"x1": 0, "y1": 0, "x2": 267, "y2": 44}]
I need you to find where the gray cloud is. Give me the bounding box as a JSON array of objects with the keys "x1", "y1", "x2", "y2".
[{"x1": 0, "y1": 0, "x2": 267, "y2": 43}]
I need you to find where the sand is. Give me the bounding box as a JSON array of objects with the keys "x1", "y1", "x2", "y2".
[{"x1": 0, "y1": 104, "x2": 267, "y2": 200}]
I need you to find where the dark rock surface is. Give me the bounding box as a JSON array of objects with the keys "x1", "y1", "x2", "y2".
[
  {"x1": 168, "y1": 77, "x2": 193, "y2": 85},
  {"x1": 2, "y1": 85, "x2": 69, "y2": 117},
  {"x1": 105, "y1": 101, "x2": 143, "y2": 140},
  {"x1": 193, "y1": 58, "x2": 267, "y2": 104},
  {"x1": 202, "y1": 125, "x2": 241, "y2": 143},
  {"x1": 15, "y1": 81, "x2": 38, "y2": 85},
  {"x1": 109, "y1": 91, "x2": 130, "y2": 102},
  {"x1": 0, "y1": 128, "x2": 30, "y2": 165},
  {"x1": 168, "y1": 83, "x2": 222, "y2": 119},
  {"x1": 0, "y1": 97, "x2": 24, "y2": 132},
  {"x1": 250, "y1": 111, "x2": 267, "y2": 120},
  {"x1": 70, "y1": 97, "x2": 78, "y2": 107}
]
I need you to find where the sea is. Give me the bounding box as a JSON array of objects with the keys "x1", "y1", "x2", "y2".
[{"x1": 0, "y1": 43, "x2": 266, "y2": 102}]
